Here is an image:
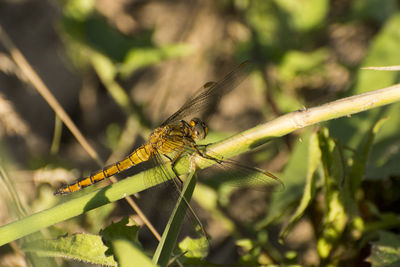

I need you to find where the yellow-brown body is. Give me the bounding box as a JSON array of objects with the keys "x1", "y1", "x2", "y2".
[{"x1": 54, "y1": 119, "x2": 206, "y2": 195}]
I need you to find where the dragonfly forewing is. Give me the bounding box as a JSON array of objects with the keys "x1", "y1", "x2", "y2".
[{"x1": 161, "y1": 61, "x2": 252, "y2": 126}]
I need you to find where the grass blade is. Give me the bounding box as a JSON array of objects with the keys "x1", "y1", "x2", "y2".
[{"x1": 152, "y1": 169, "x2": 197, "y2": 267}]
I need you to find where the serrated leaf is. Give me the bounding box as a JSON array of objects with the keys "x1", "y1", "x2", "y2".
[
  {"x1": 367, "y1": 231, "x2": 400, "y2": 267},
  {"x1": 21, "y1": 233, "x2": 117, "y2": 266}
]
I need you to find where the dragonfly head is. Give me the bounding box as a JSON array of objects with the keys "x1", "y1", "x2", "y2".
[{"x1": 189, "y1": 118, "x2": 208, "y2": 141}]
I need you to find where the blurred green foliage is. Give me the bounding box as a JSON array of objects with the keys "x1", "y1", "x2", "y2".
[
  {"x1": 60, "y1": 6, "x2": 191, "y2": 79},
  {"x1": 2, "y1": 0, "x2": 400, "y2": 266}
]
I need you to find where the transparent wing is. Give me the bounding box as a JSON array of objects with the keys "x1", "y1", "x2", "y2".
[
  {"x1": 149, "y1": 137, "x2": 284, "y2": 191},
  {"x1": 204, "y1": 159, "x2": 284, "y2": 191},
  {"x1": 194, "y1": 149, "x2": 284, "y2": 192},
  {"x1": 142, "y1": 149, "x2": 209, "y2": 242},
  {"x1": 161, "y1": 61, "x2": 252, "y2": 126},
  {"x1": 142, "y1": 153, "x2": 179, "y2": 189}
]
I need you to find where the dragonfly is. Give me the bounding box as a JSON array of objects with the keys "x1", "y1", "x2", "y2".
[{"x1": 54, "y1": 61, "x2": 283, "y2": 198}]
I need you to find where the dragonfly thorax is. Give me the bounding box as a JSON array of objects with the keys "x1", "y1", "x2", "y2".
[{"x1": 189, "y1": 118, "x2": 208, "y2": 141}]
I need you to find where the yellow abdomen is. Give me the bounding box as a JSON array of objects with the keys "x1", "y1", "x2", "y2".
[{"x1": 54, "y1": 144, "x2": 153, "y2": 195}]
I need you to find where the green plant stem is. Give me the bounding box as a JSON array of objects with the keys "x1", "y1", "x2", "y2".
[
  {"x1": 0, "y1": 170, "x2": 147, "y2": 246},
  {"x1": 0, "y1": 83, "x2": 399, "y2": 246}
]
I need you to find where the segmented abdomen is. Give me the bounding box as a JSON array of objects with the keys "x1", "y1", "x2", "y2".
[{"x1": 54, "y1": 144, "x2": 152, "y2": 195}]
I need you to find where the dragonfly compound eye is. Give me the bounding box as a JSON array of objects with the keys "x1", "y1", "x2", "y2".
[
  {"x1": 190, "y1": 118, "x2": 208, "y2": 141},
  {"x1": 193, "y1": 128, "x2": 205, "y2": 140}
]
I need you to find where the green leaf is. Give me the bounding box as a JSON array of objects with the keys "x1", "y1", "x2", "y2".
[
  {"x1": 99, "y1": 218, "x2": 154, "y2": 266},
  {"x1": 280, "y1": 131, "x2": 320, "y2": 240},
  {"x1": 21, "y1": 233, "x2": 117, "y2": 266},
  {"x1": 100, "y1": 217, "x2": 141, "y2": 251},
  {"x1": 367, "y1": 231, "x2": 400, "y2": 267},
  {"x1": 112, "y1": 239, "x2": 157, "y2": 267}
]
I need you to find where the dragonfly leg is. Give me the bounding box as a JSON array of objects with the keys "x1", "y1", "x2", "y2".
[
  {"x1": 196, "y1": 143, "x2": 217, "y2": 149},
  {"x1": 192, "y1": 144, "x2": 223, "y2": 164},
  {"x1": 168, "y1": 149, "x2": 185, "y2": 186},
  {"x1": 163, "y1": 154, "x2": 183, "y2": 184}
]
